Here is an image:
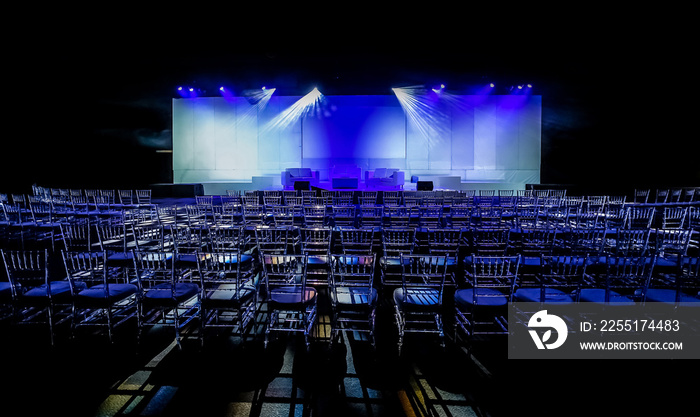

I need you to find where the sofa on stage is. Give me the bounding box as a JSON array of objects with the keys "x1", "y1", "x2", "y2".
[
  {"x1": 281, "y1": 168, "x2": 319, "y2": 190},
  {"x1": 364, "y1": 168, "x2": 405, "y2": 190}
]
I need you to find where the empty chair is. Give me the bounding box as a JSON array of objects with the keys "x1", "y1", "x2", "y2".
[
  {"x1": 338, "y1": 227, "x2": 375, "y2": 255},
  {"x1": 653, "y1": 228, "x2": 692, "y2": 259},
  {"x1": 564, "y1": 227, "x2": 606, "y2": 257},
  {"x1": 302, "y1": 205, "x2": 327, "y2": 227},
  {"x1": 255, "y1": 225, "x2": 298, "y2": 255},
  {"x1": 118, "y1": 190, "x2": 137, "y2": 209},
  {"x1": 625, "y1": 207, "x2": 656, "y2": 229},
  {"x1": 130, "y1": 223, "x2": 167, "y2": 252},
  {"x1": 380, "y1": 227, "x2": 416, "y2": 288},
  {"x1": 260, "y1": 253, "x2": 316, "y2": 349},
  {"x1": 331, "y1": 205, "x2": 357, "y2": 228},
  {"x1": 569, "y1": 207, "x2": 604, "y2": 229},
  {"x1": 136, "y1": 190, "x2": 152, "y2": 207},
  {"x1": 2, "y1": 248, "x2": 79, "y2": 345},
  {"x1": 633, "y1": 189, "x2": 650, "y2": 204},
  {"x1": 654, "y1": 189, "x2": 669, "y2": 204},
  {"x1": 514, "y1": 205, "x2": 545, "y2": 229},
  {"x1": 62, "y1": 250, "x2": 138, "y2": 343},
  {"x1": 393, "y1": 254, "x2": 449, "y2": 355},
  {"x1": 425, "y1": 228, "x2": 463, "y2": 277},
  {"x1": 643, "y1": 255, "x2": 700, "y2": 305},
  {"x1": 196, "y1": 251, "x2": 258, "y2": 345},
  {"x1": 383, "y1": 206, "x2": 414, "y2": 228},
  {"x1": 614, "y1": 228, "x2": 652, "y2": 257},
  {"x1": 132, "y1": 250, "x2": 200, "y2": 348},
  {"x1": 470, "y1": 227, "x2": 511, "y2": 256},
  {"x1": 242, "y1": 204, "x2": 267, "y2": 226},
  {"x1": 474, "y1": 206, "x2": 504, "y2": 228},
  {"x1": 357, "y1": 205, "x2": 384, "y2": 228},
  {"x1": 661, "y1": 207, "x2": 688, "y2": 229},
  {"x1": 454, "y1": 255, "x2": 521, "y2": 350},
  {"x1": 328, "y1": 253, "x2": 377, "y2": 348},
  {"x1": 60, "y1": 223, "x2": 93, "y2": 253},
  {"x1": 269, "y1": 205, "x2": 298, "y2": 227},
  {"x1": 299, "y1": 227, "x2": 333, "y2": 287},
  {"x1": 578, "y1": 255, "x2": 654, "y2": 304},
  {"x1": 209, "y1": 225, "x2": 251, "y2": 254},
  {"x1": 446, "y1": 205, "x2": 472, "y2": 229},
  {"x1": 513, "y1": 254, "x2": 581, "y2": 304},
  {"x1": 418, "y1": 205, "x2": 444, "y2": 229},
  {"x1": 517, "y1": 227, "x2": 559, "y2": 258}
]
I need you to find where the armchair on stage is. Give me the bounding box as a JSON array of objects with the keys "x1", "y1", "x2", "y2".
[
  {"x1": 365, "y1": 168, "x2": 405, "y2": 190},
  {"x1": 282, "y1": 168, "x2": 319, "y2": 190}
]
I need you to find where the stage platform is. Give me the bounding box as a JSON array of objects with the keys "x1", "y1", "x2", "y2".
[{"x1": 159, "y1": 179, "x2": 528, "y2": 197}]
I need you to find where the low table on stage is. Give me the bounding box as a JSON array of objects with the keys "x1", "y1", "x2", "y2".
[{"x1": 332, "y1": 177, "x2": 359, "y2": 189}]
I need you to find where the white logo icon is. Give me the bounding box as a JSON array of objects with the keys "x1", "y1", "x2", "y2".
[{"x1": 527, "y1": 310, "x2": 568, "y2": 350}]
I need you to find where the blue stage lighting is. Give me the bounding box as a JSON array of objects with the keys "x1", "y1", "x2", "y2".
[{"x1": 261, "y1": 87, "x2": 321, "y2": 133}]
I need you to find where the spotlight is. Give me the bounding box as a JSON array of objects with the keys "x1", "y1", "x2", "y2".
[{"x1": 490, "y1": 83, "x2": 495, "y2": 88}]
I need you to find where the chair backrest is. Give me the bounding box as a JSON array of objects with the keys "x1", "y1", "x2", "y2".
[
  {"x1": 260, "y1": 253, "x2": 309, "y2": 294},
  {"x1": 339, "y1": 227, "x2": 374, "y2": 255},
  {"x1": 382, "y1": 227, "x2": 415, "y2": 258},
  {"x1": 136, "y1": 190, "x2": 152, "y2": 205},
  {"x1": 255, "y1": 226, "x2": 296, "y2": 254},
  {"x1": 2, "y1": 248, "x2": 49, "y2": 299},
  {"x1": 96, "y1": 223, "x2": 129, "y2": 254},
  {"x1": 615, "y1": 228, "x2": 651, "y2": 257},
  {"x1": 518, "y1": 227, "x2": 559, "y2": 257},
  {"x1": 399, "y1": 254, "x2": 448, "y2": 304},
  {"x1": 625, "y1": 207, "x2": 655, "y2": 229},
  {"x1": 466, "y1": 255, "x2": 521, "y2": 299},
  {"x1": 329, "y1": 254, "x2": 376, "y2": 303},
  {"x1": 470, "y1": 227, "x2": 511, "y2": 256},
  {"x1": 130, "y1": 224, "x2": 166, "y2": 252},
  {"x1": 132, "y1": 251, "x2": 175, "y2": 292},
  {"x1": 539, "y1": 254, "x2": 588, "y2": 299},
  {"x1": 661, "y1": 207, "x2": 688, "y2": 229},
  {"x1": 62, "y1": 250, "x2": 108, "y2": 293},
  {"x1": 358, "y1": 206, "x2": 383, "y2": 228},
  {"x1": 566, "y1": 227, "x2": 606, "y2": 257},
  {"x1": 604, "y1": 255, "x2": 656, "y2": 292},
  {"x1": 209, "y1": 225, "x2": 246, "y2": 253},
  {"x1": 653, "y1": 229, "x2": 692, "y2": 258},
  {"x1": 299, "y1": 227, "x2": 332, "y2": 257},
  {"x1": 426, "y1": 228, "x2": 462, "y2": 259},
  {"x1": 60, "y1": 223, "x2": 93, "y2": 252},
  {"x1": 195, "y1": 251, "x2": 252, "y2": 292}
]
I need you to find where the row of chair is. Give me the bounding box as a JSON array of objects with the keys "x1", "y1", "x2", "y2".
[{"x1": 3, "y1": 220, "x2": 699, "y2": 354}]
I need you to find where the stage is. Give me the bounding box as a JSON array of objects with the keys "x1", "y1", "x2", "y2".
[{"x1": 154, "y1": 178, "x2": 528, "y2": 197}]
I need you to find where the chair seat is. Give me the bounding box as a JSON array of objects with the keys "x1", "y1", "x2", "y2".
[
  {"x1": 578, "y1": 288, "x2": 636, "y2": 305},
  {"x1": 307, "y1": 255, "x2": 329, "y2": 266},
  {"x1": 393, "y1": 287, "x2": 441, "y2": 310},
  {"x1": 330, "y1": 287, "x2": 378, "y2": 308},
  {"x1": 202, "y1": 284, "x2": 256, "y2": 308},
  {"x1": 269, "y1": 286, "x2": 317, "y2": 309},
  {"x1": 644, "y1": 289, "x2": 700, "y2": 305},
  {"x1": 0, "y1": 282, "x2": 13, "y2": 301},
  {"x1": 23, "y1": 280, "x2": 86, "y2": 300},
  {"x1": 75, "y1": 283, "x2": 138, "y2": 307},
  {"x1": 143, "y1": 282, "x2": 199, "y2": 306},
  {"x1": 514, "y1": 288, "x2": 575, "y2": 304},
  {"x1": 454, "y1": 288, "x2": 509, "y2": 308}
]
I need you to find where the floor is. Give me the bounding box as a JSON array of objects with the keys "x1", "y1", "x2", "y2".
[{"x1": 1, "y1": 294, "x2": 510, "y2": 417}]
